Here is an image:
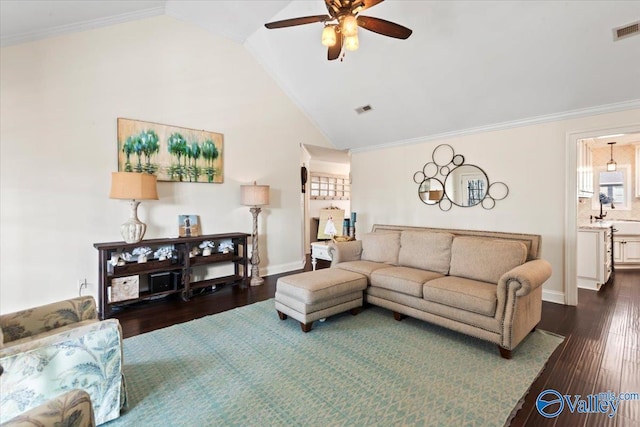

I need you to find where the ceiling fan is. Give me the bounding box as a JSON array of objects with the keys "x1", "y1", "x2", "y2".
[{"x1": 264, "y1": 0, "x2": 412, "y2": 61}]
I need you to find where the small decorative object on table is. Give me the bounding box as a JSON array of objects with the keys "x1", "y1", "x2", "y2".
[
  {"x1": 199, "y1": 241, "x2": 215, "y2": 256},
  {"x1": 189, "y1": 247, "x2": 200, "y2": 258},
  {"x1": 132, "y1": 247, "x2": 152, "y2": 263},
  {"x1": 179, "y1": 214, "x2": 201, "y2": 237},
  {"x1": 218, "y1": 239, "x2": 234, "y2": 254},
  {"x1": 318, "y1": 208, "x2": 345, "y2": 240},
  {"x1": 349, "y1": 211, "x2": 357, "y2": 238},
  {"x1": 110, "y1": 252, "x2": 122, "y2": 266},
  {"x1": 154, "y1": 246, "x2": 175, "y2": 261}
]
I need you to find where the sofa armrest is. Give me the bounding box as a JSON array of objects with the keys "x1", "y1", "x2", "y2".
[
  {"x1": 2, "y1": 389, "x2": 95, "y2": 427},
  {"x1": 0, "y1": 319, "x2": 124, "y2": 425},
  {"x1": 497, "y1": 259, "x2": 552, "y2": 351},
  {"x1": 498, "y1": 259, "x2": 552, "y2": 297},
  {"x1": 328, "y1": 240, "x2": 363, "y2": 266},
  {"x1": 0, "y1": 296, "x2": 98, "y2": 344}
]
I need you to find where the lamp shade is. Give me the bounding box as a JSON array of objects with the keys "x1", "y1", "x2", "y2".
[
  {"x1": 110, "y1": 172, "x2": 158, "y2": 200},
  {"x1": 241, "y1": 182, "x2": 270, "y2": 206}
]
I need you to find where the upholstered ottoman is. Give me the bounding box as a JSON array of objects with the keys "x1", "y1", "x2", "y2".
[{"x1": 275, "y1": 269, "x2": 368, "y2": 332}]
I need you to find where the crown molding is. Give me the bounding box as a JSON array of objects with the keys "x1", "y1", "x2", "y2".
[
  {"x1": 1, "y1": 6, "x2": 166, "y2": 47},
  {"x1": 350, "y1": 99, "x2": 640, "y2": 153}
]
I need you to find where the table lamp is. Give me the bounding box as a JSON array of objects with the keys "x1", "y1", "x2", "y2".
[
  {"x1": 241, "y1": 181, "x2": 270, "y2": 286},
  {"x1": 110, "y1": 172, "x2": 158, "y2": 243}
]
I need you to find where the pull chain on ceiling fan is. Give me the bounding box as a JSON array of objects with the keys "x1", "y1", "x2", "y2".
[{"x1": 264, "y1": 0, "x2": 412, "y2": 61}]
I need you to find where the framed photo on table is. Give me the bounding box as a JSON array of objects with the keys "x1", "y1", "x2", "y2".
[
  {"x1": 178, "y1": 214, "x2": 201, "y2": 237},
  {"x1": 317, "y1": 209, "x2": 345, "y2": 240}
]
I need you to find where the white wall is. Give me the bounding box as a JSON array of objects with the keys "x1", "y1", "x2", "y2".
[
  {"x1": 350, "y1": 108, "x2": 640, "y2": 302},
  {"x1": 0, "y1": 16, "x2": 332, "y2": 313}
]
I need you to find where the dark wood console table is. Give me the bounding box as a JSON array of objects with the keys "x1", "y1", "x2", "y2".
[{"x1": 94, "y1": 233, "x2": 249, "y2": 319}]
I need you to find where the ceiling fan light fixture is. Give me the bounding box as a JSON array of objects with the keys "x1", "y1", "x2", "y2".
[
  {"x1": 345, "y1": 34, "x2": 359, "y2": 51},
  {"x1": 321, "y1": 25, "x2": 337, "y2": 47},
  {"x1": 342, "y1": 14, "x2": 358, "y2": 37}
]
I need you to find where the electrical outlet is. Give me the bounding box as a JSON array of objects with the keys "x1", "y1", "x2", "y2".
[{"x1": 78, "y1": 279, "x2": 88, "y2": 291}]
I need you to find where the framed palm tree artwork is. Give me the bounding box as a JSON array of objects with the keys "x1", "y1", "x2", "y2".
[{"x1": 117, "y1": 118, "x2": 224, "y2": 183}]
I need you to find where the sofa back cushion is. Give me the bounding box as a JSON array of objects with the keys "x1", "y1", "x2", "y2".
[
  {"x1": 361, "y1": 231, "x2": 401, "y2": 264},
  {"x1": 398, "y1": 231, "x2": 454, "y2": 274},
  {"x1": 449, "y1": 237, "x2": 527, "y2": 284}
]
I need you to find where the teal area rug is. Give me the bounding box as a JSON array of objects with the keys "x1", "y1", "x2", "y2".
[{"x1": 106, "y1": 300, "x2": 563, "y2": 426}]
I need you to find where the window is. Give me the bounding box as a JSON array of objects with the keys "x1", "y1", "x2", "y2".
[
  {"x1": 309, "y1": 174, "x2": 350, "y2": 200},
  {"x1": 599, "y1": 171, "x2": 624, "y2": 205},
  {"x1": 592, "y1": 165, "x2": 631, "y2": 210}
]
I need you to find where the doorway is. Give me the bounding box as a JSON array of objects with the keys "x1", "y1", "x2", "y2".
[
  {"x1": 300, "y1": 144, "x2": 351, "y2": 264},
  {"x1": 567, "y1": 124, "x2": 640, "y2": 305}
]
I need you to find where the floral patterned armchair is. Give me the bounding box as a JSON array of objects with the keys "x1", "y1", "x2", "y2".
[
  {"x1": 1, "y1": 388, "x2": 95, "y2": 427},
  {"x1": 0, "y1": 296, "x2": 126, "y2": 425}
]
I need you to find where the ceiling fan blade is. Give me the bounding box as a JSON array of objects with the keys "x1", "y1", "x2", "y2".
[
  {"x1": 357, "y1": 15, "x2": 412, "y2": 39},
  {"x1": 265, "y1": 15, "x2": 331, "y2": 29},
  {"x1": 324, "y1": 0, "x2": 338, "y2": 17},
  {"x1": 328, "y1": 31, "x2": 343, "y2": 61},
  {"x1": 359, "y1": 0, "x2": 384, "y2": 12}
]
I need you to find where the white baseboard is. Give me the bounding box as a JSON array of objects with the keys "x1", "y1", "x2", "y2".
[
  {"x1": 542, "y1": 289, "x2": 566, "y2": 305},
  {"x1": 259, "y1": 261, "x2": 304, "y2": 278}
]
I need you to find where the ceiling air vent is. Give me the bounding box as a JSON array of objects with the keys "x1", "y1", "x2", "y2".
[
  {"x1": 613, "y1": 21, "x2": 639, "y2": 41},
  {"x1": 355, "y1": 104, "x2": 373, "y2": 114}
]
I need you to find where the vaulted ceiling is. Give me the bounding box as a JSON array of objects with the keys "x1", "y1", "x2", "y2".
[{"x1": 2, "y1": 1, "x2": 639, "y2": 151}]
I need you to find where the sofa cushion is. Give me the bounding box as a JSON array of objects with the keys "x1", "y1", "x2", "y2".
[
  {"x1": 423, "y1": 276, "x2": 498, "y2": 317},
  {"x1": 398, "y1": 230, "x2": 454, "y2": 274},
  {"x1": 371, "y1": 266, "x2": 445, "y2": 297},
  {"x1": 335, "y1": 260, "x2": 392, "y2": 281},
  {"x1": 276, "y1": 269, "x2": 367, "y2": 304},
  {"x1": 449, "y1": 237, "x2": 527, "y2": 284},
  {"x1": 360, "y1": 232, "x2": 401, "y2": 264}
]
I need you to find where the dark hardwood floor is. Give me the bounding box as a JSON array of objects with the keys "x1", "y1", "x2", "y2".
[{"x1": 115, "y1": 259, "x2": 640, "y2": 427}]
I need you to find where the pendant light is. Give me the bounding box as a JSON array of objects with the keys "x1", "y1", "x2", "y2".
[{"x1": 607, "y1": 142, "x2": 617, "y2": 172}]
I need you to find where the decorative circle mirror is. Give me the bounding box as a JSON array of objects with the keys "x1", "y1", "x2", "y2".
[
  {"x1": 488, "y1": 182, "x2": 509, "y2": 200},
  {"x1": 418, "y1": 178, "x2": 444, "y2": 205},
  {"x1": 481, "y1": 197, "x2": 496, "y2": 210},
  {"x1": 422, "y1": 162, "x2": 438, "y2": 178},
  {"x1": 432, "y1": 144, "x2": 454, "y2": 166},
  {"x1": 452, "y1": 154, "x2": 465, "y2": 166},
  {"x1": 413, "y1": 145, "x2": 509, "y2": 210},
  {"x1": 444, "y1": 165, "x2": 488, "y2": 207},
  {"x1": 439, "y1": 197, "x2": 452, "y2": 211}
]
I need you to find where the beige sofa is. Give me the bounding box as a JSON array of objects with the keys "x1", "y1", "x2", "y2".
[{"x1": 328, "y1": 225, "x2": 552, "y2": 359}]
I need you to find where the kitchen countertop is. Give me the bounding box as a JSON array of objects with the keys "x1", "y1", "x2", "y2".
[
  {"x1": 579, "y1": 222, "x2": 612, "y2": 230},
  {"x1": 580, "y1": 220, "x2": 640, "y2": 235}
]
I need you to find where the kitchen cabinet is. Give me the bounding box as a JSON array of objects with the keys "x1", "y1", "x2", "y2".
[
  {"x1": 613, "y1": 235, "x2": 640, "y2": 267},
  {"x1": 577, "y1": 139, "x2": 594, "y2": 198},
  {"x1": 577, "y1": 227, "x2": 612, "y2": 291}
]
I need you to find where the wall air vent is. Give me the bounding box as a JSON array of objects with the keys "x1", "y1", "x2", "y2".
[
  {"x1": 355, "y1": 104, "x2": 373, "y2": 114},
  {"x1": 613, "y1": 21, "x2": 639, "y2": 41}
]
